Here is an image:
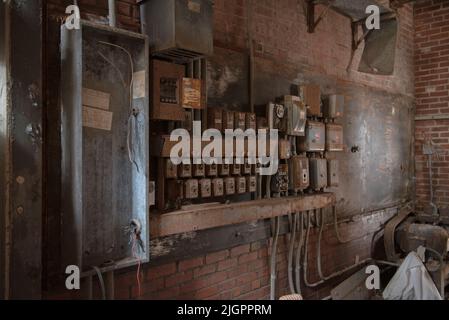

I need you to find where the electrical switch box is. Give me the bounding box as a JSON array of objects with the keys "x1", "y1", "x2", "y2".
[
  {"x1": 271, "y1": 164, "x2": 289, "y2": 194},
  {"x1": 268, "y1": 102, "x2": 287, "y2": 132},
  {"x1": 246, "y1": 113, "x2": 257, "y2": 131},
  {"x1": 326, "y1": 124, "x2": 344, "y2": 152},
  {"x1": 288, "y1": 156, "x2": 310, "y2": 192},
  {"x1": 323, "y1": 94, "x2": 344, "y2": 119},
  {"x1": 279, "y1": 139, "x2": 292, "y2": 160},
  {"x1": 208, "y1": 108, "x2": 223, "y2": 131},
  {"x1": 165, "y1": 159, "x2": 178, "y2": 179},
  {"x1": 283, "y1": 95, "x2": 307, "y2": 136},
  {"x1": 184, "y1": 179, "x2": 199, "y2": 199},
  {"x1": 224, "y1": 177, "x2": 236, "y2": 195},
  {"x1": 309, "y1": 158, "x2": 327, "y2": 190},
  {"x1": 327, "y1": 159, "x2": 339, "y2": 187},
  {"x1": 236, "y1": 177, "x2": 247, "y2": 194},
  {"x1": 298, "y1": 121, "x2": 325, "y2": 152},
  {"x1": 206, "y1": 163, "x2": 218, "y2": 177},
  {"x1": 223, "y1": 111, "x2": 235, "y2": 132},
  {"x1": 247, "y1": 176, "x2": 257, "y2": 193},
  {"x1": 151, "y1": 59, "x2": 185, "y2": 121},
  {"x1": 232, "y1": 163, "x2": 241, "y2": 175},
  {"x1": 234, "y1": 112, "x2": 246, "y2": 131},
  {"x1": 212, "y1": 178, "x2": 224, "y2": 197},
  {"x1": 194, "y1": 164, "x2": 205, "y2": 177},
  {"x1": 219, "y1": 164, "x2": 230, "y2": 176},
  {"x1": 300, "y1": 84, "x2": 321, "y2": 117},
  {"x1": 140, "y1": 0, "x2": 213, "y2": 61},
  {"x1": 243, "y1": 160, "x2": 252, "y2": 175},
  {"x1": 199, "y1": 179, "x2": 211, "y2": 198},
  {"x1": 178, "y1": 164, "x2": 192, "y2": 178}
]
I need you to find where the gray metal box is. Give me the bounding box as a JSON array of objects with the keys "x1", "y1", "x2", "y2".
[
  {"x1": 326, "y1": 123, "x2": 344, "y2": 152},
  {"x1": 309, "y1": 158, "x2": 327, "y2": 190},
  {"x1": 283, "y1": 95, "x2": 307, "y2": 136},
  {"x1": 289, "y1": 155, "x2": 310, "y2": 192},
  {"x1": 323, "y1": 94, "x2": 344, "y2": 119},
  {"x1": 298, "y1": 121, "x2": 325, "y2": 152},
  {"x1": 61, "y1": 21, "x2": 150, "y2": 271},
  {"x1": 327, "y1": 159, "x2": 339, "y2": 187},
  {"x1": 140, "y1": 0, "x2": 213, "y2": 61}
]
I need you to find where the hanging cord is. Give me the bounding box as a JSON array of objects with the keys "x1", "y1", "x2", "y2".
[
  {"x1": 131, "y1": 233, "x2": 142, "y2": 298},
  {"x1": 93, "y1": 266, "x2": 106, "y2": 300},
  {"x1": 97, "y1": 41, "x2": 140, "y2": 172},
  {"x1": 294, "y1": 212, "x2": 304, "y2": 295},
  {"x1": 287, "y1": 213, "x2": 298, "y2": 294},
  {"x1": 303, "y1": 210, "x2": 324, "y2": 287},
  {"x1": 333, "y1": 205, "x2": 352, "y2": 244},
  {"x1": 317, "y1": 208, "x2": 327, "y2": 280}
]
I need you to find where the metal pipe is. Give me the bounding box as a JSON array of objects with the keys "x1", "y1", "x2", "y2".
[
  {"x1": 428, "y1": 153, "x2": 438, "y2": 216},
  {"x1": 270, "y1": 216, "x2": 280, "y2": 300},
  {"x1": 333, "y1": 205, "x2": 351, "y2": 244},
  {"x1": 287, "y1": 213, "x2": 298, "y2": 294},
  {"x1": 294, "y1": 212, "x2": 304, "y2": 294},
  {"x1": 108, "y1": 0, "x2": 116, "y2": 28}
]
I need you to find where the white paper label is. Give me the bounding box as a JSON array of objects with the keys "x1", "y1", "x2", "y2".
[
  {"x1": 133, "y1": 70, "x2": 146, "y2": 99},
  {"x1": 83, "y1": 106, "x2": 113, "y2": 131},
  {"x1": 82, "y1": 88, "x2": 110, "y2": 110}
]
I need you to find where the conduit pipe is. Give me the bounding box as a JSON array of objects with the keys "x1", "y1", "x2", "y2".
[
  {"x1": 287, "y1": 213, "x2": 298, "y2": 294},
  {"x1": 270, "y1": 216, "x2": 280, "y2": 300},
  {"x1": 294, "y1": 212, "x2": 304, "y2": 294},
  {"x1": 108, "y1": 0, "x2": 116, "y2": 28}
]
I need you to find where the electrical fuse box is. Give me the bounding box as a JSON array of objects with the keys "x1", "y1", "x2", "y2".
[
  {"x1": 246, "y1": 113, "x2": 257, "y2": 131},
  {"x1": 247, "y1": 176, "x2": 257, "y2": 193},
  {"x1": 194, "y1": 164, "x2": 205, "y2": 177},
  {"x1": 300, "y1": 84, "x2": 321, "y2": 117},
  {"x1": 182, "y1": 78, "x2": 202, "y2": 109},
  {"x1": 206, "y1": 163, "x2": 218, "y2": 177},
  {"x1": 283, "y1": 95, "x2": 307, "y2": 136},
  {"x1": 309, "y1": 158, "x2": 327, "y2": 190},
  {"x1": 271, "y1": 164, "x2": 289, "y2": 194},
  {"x1": 288, "y1": 155, "x2": 310, "y2": 192},
  {"x1": 199, "y1": 179, "x2": 212, "y2": 198},
  {"x1": 327, "y1": 159, "x2": 339, "y2": 187},
  {"x1": 298, "y1": 121, "x2": 325, "y2": 152},
  {"x1": 219, "y1": 164, "x2": 230, "y2": 176},
  {"x1": 223, "y1": 111, "x2": 235, "y2": 132},
  {"x1": 207, "y1": 108, "x2": 223, "y2": 131},
  {"x1": 236, "y1": 177, "x2": 247, "y2": 194},
  {"x1": 243, "y1": 160, "x2": 252, "y2": 175},
  {"x1": 178, "y1": 164, "x2": 192, "y2": 178},
  {"x1": 323, "y1": 94, "x2": 344, "y2": 119},
  {"x1": 184, "y1": 179, "x2": 199, "y2": 199},
  {"x1": 224, "y1": 177, "x2": 236, "y2": 195},
  {"x1": 232, "y1": 163, "x2": 241, "y2": 175},
  {"x1": 268, "y1": 102, "x2": 287, "y2": 132},
  {"x1": 326, "y1": 124, "x2": 344, "y2": 152},
  {"x1": 234, "y1": 112, "x2": 246, "y2": 131},
  {"x1": 165, "y1": 159, "x2": 178, "y2": 179},
  {"x1": 279, "y1": 139, "x2": 292, "y2": 160},
  {"x1": 151, "y1": 59, "x2": 185, "y2": 121},
  {"x1": 212, "y1": 178, "x2": 224, "y2": 197}
]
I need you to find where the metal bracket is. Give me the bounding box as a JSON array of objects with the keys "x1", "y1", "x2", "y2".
[{"x1": 306, "y1": 0, "x2": 335, "y2": 33}]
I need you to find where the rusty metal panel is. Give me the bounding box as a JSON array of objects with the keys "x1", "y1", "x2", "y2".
[
  {"x1": 61, "y1": 21, "x2": 150, "y2": 272},
  {"x1": 8, "y1": 0, "x2": 43, "y2": 299}
]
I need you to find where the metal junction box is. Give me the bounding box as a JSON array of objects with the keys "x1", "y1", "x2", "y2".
[
  {"x1": 326, "y1": 124, "x2": 344, "y2": 152},
  {"x1": 246, "y1": 113, "x2": 257, "y2": 131},
  {"x1": 283, "y1": 95, "x2": 307, "y2": 136},
  {"x1": 140, "y1": 0, "x2": 214, "y2": 61},
  {"x1": 61, "y1": 21, "x2": 149, "y2": 271},
  {"x1": 268, "y1": 102, "x2": 287, "y2": 132},
  {"x1": 199, "y1": 179, "x2": 211, "y2": 198},
  {"x1": 323, "y1": 94, "x2": 344, "y2": 119},
  {"x1": 225, "y1": 177, "x2": 236, "y2": 195},
  {"x1": 236, "y1": 177, "x2": 247, "y2": 194},
  {"x1": 300, "y1": 84, "x2": 321, "y2": 117},
  {"x1": 327, "y1": 159, "x2": 339, "y2": 187},
  {"x1": 184, "y1": 179, "x2": 199, "y2": 199},
  {"x1": 271, "y1": 164, "x2": 289, "y2": 194},
  {"x1": 279, "y1": 139, "x2": 292, "y2": 160},
  {"x1": 206, "y1": 163, "x2": 218, "y2": 176},
  {"x1": 289, "y1": 156, "x2": 310, "y2": 192},
  {"x1": 247, "y1": 176, "x2": 257, "y2": 193},
  {"x1": 212, "y1": 178, "x2": 224, "y2": 197},
  {"x1": 194, "y1": 164, "x2": 205, "y2": 177},
  {"x1": 298, "y1": 121, "x2": 325, "y2": 152},
  {"x1": 309, "y1": 158, "x2": 327, "y2": 190}
]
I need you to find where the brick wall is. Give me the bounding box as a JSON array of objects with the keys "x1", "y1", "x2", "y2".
[
  {"x1": 44, "y1": 0, "x2": 415, "y2": 300},
  {"x1": 414, "y1": 0, "x2": 449, "y2": 211}
]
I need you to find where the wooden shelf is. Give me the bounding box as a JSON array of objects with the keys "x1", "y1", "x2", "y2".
[{"x1": 150, "y1": 193, "x2": 336, "y2": 238}]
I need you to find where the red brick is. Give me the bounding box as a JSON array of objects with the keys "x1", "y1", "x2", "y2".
[
  {"x1": 205, "y1": 250, "x2": 229, "y2": 264},
  {"x1": 178, "y1": 257, "x2": 204, "y2": 271},
  {"x1": 230, "y1": 244, "x2": 251, "y2": 257}
]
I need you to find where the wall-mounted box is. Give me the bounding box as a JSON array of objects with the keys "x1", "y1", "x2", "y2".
[
  {"x1": 300, "y1": 84, "x2": 321, "y2": 117},
  {"x1": 224, "y1": 177, "x2": 235, "y2": 195},
  {"x1": 234, "y1": 112, "x2": 246, "y2": 131},
  {"x1": 151, "y1": 59, "x2": 185, "y2": 121},
  {"x1": 236, "y1": 177, "x2": 247, "y2": 194},
  {"x1": 279, "y1": 139, "x2": 292, "y2": 160},
  {"x1": 199, "y1": 179, "x2": 211, "y2": 198},
  {"x1": 323, "y1": 94, "x2": 344, "y2": 119},
  {"x1": 243, "y1": 160, "x2": 252, "y2": 175},
  {"x1": 206, "y1": 163, "x2": 218, "y2": 176},
  {"x1": 271, "y1": 164, "x2": 289, "y2": 194},
  {"x1": 298, "y1": 121, "x2": 325, "y2": 152},
  {"x1": 212, "y1": 178, "x2": 224, "y2": 197},
  {"x1": 327, "y1": 159, "x2": 339, "y2": 187},
  {"x1": 326, "y1": 123, "x2": 344, "y2": 151},
  {"x1": 309, "y1": 158, "x2": 327, "y2": 190},
  {"x1": 283, "y1": 95, "x2": 307, "y2": 136},
  {"x1": 232, "y1": 163, "x2": 241, "y2": 175},
  {"x1": 219, "y1": 164, "x2": 230, "y2": 176},
  {"x1": 247, "y1": 176, "x2": 257, "y2": 193},
  {"x1": 165, "y1": 159, "x2": 178, "y2": 179},
  {"x1": 61, "y1": 21, "x2": 149, "y2": 271},
  {"x1": 246, "y1": 113, "x2": 257, "y2": 131},
  {"x1": 193, "y1": 164, "x2": 205, "y2": 177},
  {"x1": 267, "y1": 102, "x2": 287, "y2": 132},
  {"x1": 178, "y1": 164, "x2": 192, "y2": 178},
  {"x1": 207, "y1": 108, "x2": 223, "y2": 131},
  {"x1": 184, "y1": 179, "x2": 199, "y2": 199},
  {"x1": 140, "y1": 0, "x2": 214, "y2": 61},
  {"x1": 289, "y1": 155, "x2": 310, "y2": 192},
  {"x1": 182, "y1": 77, "x2": 202, "y2": 109}
]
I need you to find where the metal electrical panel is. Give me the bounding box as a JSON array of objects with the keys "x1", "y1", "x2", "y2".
[
  {"x1": 268, "y1": 102, "x2": 287, "y2": 132},
  {"x1": 323, "y1": 94, "x2": 344, "y2": 119},
  {"x1": 279, "y1": 139, "x2": 292, "y2": 160},
  {"x1": 212, "y1": 178, "x2": 224, "y2": 196},
  {"x1": 310, "y1": 158, "x2": 327, "y2": 190},
  {"x1": 327, "y1": 159, "x2": 339, "y2": 187},
  {"x1": 225, "y1": 177, "x2": 236, "y2": 195},
  {"x1": 283, "y1": 95, "x2": 307, "y2": 136},
  {"x1": 206, "y1": 163, "x2": 218, "y2": 176},
  {"x1": 247, "y1": 176, "x2": 257, "y2": 193},
  {"x1": 326, "y1": 123, "x2": 344, "y2": 152},
  {"x1": 298, "y1": 121, "x2": 325, "y2": 152},
  {"x1": 61, "y1": 21, "x2": 150, "y2": 270},
  {"x1": 300, "y1": 84, "x2": 321, "y2": 117},
  {"x1": 184, "y1": 179, "x2": 199, "y2": 199},
  {"x1": 194, "y1": 164, "x2": 205, "y2": 177},
  {"x1": 271, "y1": 164, "x2": 289, "y2": 194},
  {"x1": 289, "y1": 156, "x2": 310, "y2": 192},
  {"x1": 199, "y1": 179, "x2": 211, "y2": 198},
  {"x1": 236, "y1": 177, "x2": 247, "y2": 194},
  {"x1": 140, "y1": 0, "x2": 214, "y2": 61}
]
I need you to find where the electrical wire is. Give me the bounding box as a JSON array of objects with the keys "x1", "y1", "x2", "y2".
[
  {"x1": 270, "y1": 216, "x2": 280, "y2": 300},
  {"x1": 294, "y1": 211, "x2": 304, "y2": 295},
  {"x1": 93, "y1": 266, "x2": 106, "y2": 300},
  {"x1": 131, "y1": 233, "x2": 142, "y2": 299},
  {"x1": 333, "y1": 205, "x2": 352, "y2": 244},
  {"x1": 287, "y1": 213, "x2": 298, "y2": 294}
]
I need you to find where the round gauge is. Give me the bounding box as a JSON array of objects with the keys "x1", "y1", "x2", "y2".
[{"x1": 276, "y1": 105, "x2": 285, "y2": 118}]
